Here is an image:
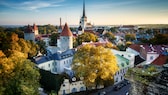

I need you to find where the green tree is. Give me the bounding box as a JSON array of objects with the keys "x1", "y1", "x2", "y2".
[
  {"x1": 117, "y1": 44, "x2": 126, "y2": 51},
  {"x1": 0, "y1": 51, "x2": 40, "y2": 95},
  {"x1": 76, "y1": 32, "x2": 98, "y2": 45},
  {"x1": 110, "y1": 27, "x2": 117, "y2": 33},
  {"x1": 72, "y1": 44, "x2": 119, "y2": 87},
  {"x1": 103, "y1": 32, "x2": 116, "y2": 43},
  {"x1": 49, "y1": 33, "x2": 59, "y2": 46},
  {"x1": 150, "y1": 34, "x2": 168, "y2": 45},
  {"x1": 36, "y1": 40, "x2": 47, "y2": 54},
  {"x1": 0, "y1": 32, "x2": 38, "y2": 58},
  {"x1": 125, "y1": 33, "x2": 136, "y2": 41}
]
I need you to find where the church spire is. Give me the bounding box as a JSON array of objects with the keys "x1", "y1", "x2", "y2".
[{"x1": 83, "y1": 0, "x2": 86, "y2": 18}]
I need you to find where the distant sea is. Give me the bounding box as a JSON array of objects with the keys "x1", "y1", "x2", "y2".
[{"x1": 0, "y1": 25, "x2": 25, "y2": 28}]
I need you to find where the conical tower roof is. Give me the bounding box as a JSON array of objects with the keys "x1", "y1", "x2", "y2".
[{"x1": 60, "y1": 23, "x2": 73, "y2": 36}]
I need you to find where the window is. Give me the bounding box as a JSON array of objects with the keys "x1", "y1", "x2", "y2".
[
  {"x1": 121, "y1": 76, "x2": 123, "y2": 80},
  {"x1": 115, "y1": 77, "x2": 118, "y2": 82},
  {"x1": 71, "y1": 88, "x2": 77, "y2": 93},
  {"x1": 150, "y1": 56, "x2": 153, "y2": 60},
  {"x1": 126, "y1": 62, "x2": 129, "y2": 65},
  {"x1": 63, "y1": 90, "x2": 66, "y2": 95},
  {"x1": 121, "y1": 63, "x2": 125, "y2": 67},
  {"x1": 41, "y1": 66, "x2": 44, "y2": 69},
  {"x1": 63, "y1": 84, "x2": 65, "y2": 87},
  {"x1": 48, "y1": 64, "x2": 50, "y2": 67},
  {"x1": 80, "y1": 87, "x2": 85, "y2": 91}
]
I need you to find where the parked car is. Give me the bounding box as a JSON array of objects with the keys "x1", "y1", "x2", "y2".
[
  {"x1": 113, "y1": 80, "x2": 130, "y2": 91},
  {"x1": 113, "y1": 83, "x2": 124, "y2": 91}
]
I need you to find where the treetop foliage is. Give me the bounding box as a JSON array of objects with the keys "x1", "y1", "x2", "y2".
[
  {"x1": 0, "y1": 31, "x2": 40, "y2": 95},
  {"x1": 0, "y1": 32, "x2": 38, "y2": 58},
  {"x1": 72, "y1": 44, "x2": 119, "y2": 87},
  {"x1": 76, "y1": 32, "x2": 98, "y2": 46}
]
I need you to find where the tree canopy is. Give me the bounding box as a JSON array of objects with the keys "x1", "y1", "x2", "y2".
[
  {"x1": 76, "y1": 32, "x2": 98, "y2": 45},
  {"x1": 49, "y1": 33, "x2": 59, "y2": 46},
  {"x1": 103, "y1": 32, "x2": 116, "y2": 43},
  {"x1": 125, "y1": 33, "x2": 136, "y2": 41},
  {"x1": 0, "y1": 50, "x2": 40, "y2": 95},
  {"x1": 0, "y1": 32, "x2": 38, "y2": 58},
  {"x1": 150, "y1": 34, "x2": 168, "y2": 45},
  {"x1": 0, "y1": 31, "x2": 40, "y2": 95},
  {"x1": 72, "y1": 44, "x2": 119, "y2": 87}
]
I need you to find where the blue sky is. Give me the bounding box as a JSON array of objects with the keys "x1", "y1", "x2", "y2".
[{"x1": 0, "y1": 0, "x2": 168, "y2": 25}]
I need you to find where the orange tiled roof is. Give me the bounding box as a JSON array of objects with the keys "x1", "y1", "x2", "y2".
[{"x1": 60, "y1": 23, "x2": 73, "y2": 36}]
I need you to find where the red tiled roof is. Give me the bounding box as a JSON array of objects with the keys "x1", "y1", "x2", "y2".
[
  {"x1": 141, "y1": 45, "x2": 168, "y2": 54},
  {"x1": 60, "y1": 23, "x2": 73, "y2": 36},
  {"x1": 129, "y1": 44, "x2": 140, "y2": 52},
  {"x1": 121, "y1": 25, "x2": 135, "y2": 28},
  {"x1": 151, "y1": 55, "x2": 168, "y2": 66}
]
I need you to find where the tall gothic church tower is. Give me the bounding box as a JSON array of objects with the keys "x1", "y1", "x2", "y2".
[
  {"x1": 78, "y1": 0, "x2": 87, "y2": 35},
  {"x1": 58, "y1": 23, "x2": 73, "y2": 51}
]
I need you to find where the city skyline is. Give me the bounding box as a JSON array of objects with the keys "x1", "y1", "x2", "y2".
[{"x1": 0, "y1": 0, "x2": 168, "y2": 25}]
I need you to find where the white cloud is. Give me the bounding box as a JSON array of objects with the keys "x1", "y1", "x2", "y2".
[
  {"x1": 0, "y1": 0, "x2": 65, "y2": 11},
  {"x1": 88, "y1": 1, "x2": 138, "y2": 9}
]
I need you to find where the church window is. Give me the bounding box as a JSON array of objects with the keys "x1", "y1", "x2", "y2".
[{"x1": 115, "y1": 77, "x2": 118, "y2": 82}]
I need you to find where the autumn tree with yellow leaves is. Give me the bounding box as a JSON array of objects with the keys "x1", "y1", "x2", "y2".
[{"x1": 72, "y1": 44, "x2": 119, "y2": 87}]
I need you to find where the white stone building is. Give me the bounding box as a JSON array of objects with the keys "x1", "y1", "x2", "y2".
[
  {"x1": 24, "y1": 24, "x2": 35, "y2": 42},
  {"x1": 35, "y1": 23, "x2": 74, "y2": 76},
  {"x1": 114, "y1": 54, "x2": 130, "y2": 84},
  {"x1": 58, "y1": 78, "x2": 86, "y2": 95},
  {"x1": 35, "y1": 49, "x2": 74, "y2": 76},
  {"x1": 111, "y1": 49, "x2": 135, "y2": 68}
]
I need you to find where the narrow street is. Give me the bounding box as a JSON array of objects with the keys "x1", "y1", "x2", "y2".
[{"x1": 91, "y1": 80, "x2": 131, "y2": 95}]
